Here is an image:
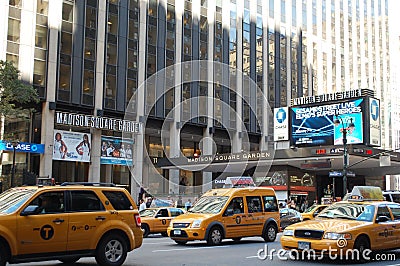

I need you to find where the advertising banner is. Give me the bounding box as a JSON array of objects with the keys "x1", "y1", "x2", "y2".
[
  {"x1": 289, "y1": 172, "x2": 316, "y2": 192},
  {"x1": 257, "y1": 170, "x2": 288, "y2": 191},
  {"x1": 369, "y1": 98, "x2": 381, "y2": 146},
  {"x1": 53, "y1": 130, "x2": 91, "y2": 162},
  {"x1": 101, "y1": 136, "x2": 133, "y2": 166},
  {"x1": 0, "y1": 141, "x2": 44, "y2": 154},
  {"x1": 291, "y1": 98, "x2": 364, "y2": 147},
  {"x1": 273, "y1": 107, "x2": 289, "y2": 141}
]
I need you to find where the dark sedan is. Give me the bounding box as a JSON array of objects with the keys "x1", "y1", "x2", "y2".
[{"x1": 279, "y1": 208, "x2": 303, "y2": 230}]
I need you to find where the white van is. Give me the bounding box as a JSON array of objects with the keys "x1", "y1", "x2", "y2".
[{"x1": 382, "y1": 190, "x2": 400, "y2": 203}]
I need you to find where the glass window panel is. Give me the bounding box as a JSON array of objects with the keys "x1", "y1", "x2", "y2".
[
  {"x1": 59, "y1": 64, "x2": 71, "y2": 91},
  {"x1": 37, "y1": 0, "x2": 48, "y2": 15},
  {"x1": 83, "y1": 70, "x2": 95, "y2": 95},
  {"x1": 148, "y1": 0, "x2": 158, "y2": 17},
  {"x1": 60, "y1": 32, "x2": 72, "y2": 54},
  {"x1": 33, "y1": 60, "x2": 46, "y2": 86},
  {"x1": 147, "y1": 54, "x2": 156, "y2": 75},
  {"x1": 62, "y1": 3, "x2": 73, "y2": 22},
  {"x1": 107, "y1": 44, "x2": 117, "y2": 65},
  {"x1": 166, "y1": 30, "x2": 175, "y2": 50},
  {"x1": 107, "y1": 14, "x2": 118, "y2": 35},
  {"x1": 35, "y1": 25, "x2": 47, "y2": 49},
  {"x1": 6, "y1": 54, "x2": 18, "y2": 68},
  {"x1": 7, "y1": 18, "x2": 20, "y2": 42},
  {"x1": 147, "y1": 25, "x2": 157, "y2": 45},
  {"x1": 127, "y1": 49, "x2": 137, "y2": 69},
  {"x1": 86, "y1": 7, "x2": 97, "y2": 28},
  {"x1": 84, "y1": 38, "x2": 96, "y2": 59}
]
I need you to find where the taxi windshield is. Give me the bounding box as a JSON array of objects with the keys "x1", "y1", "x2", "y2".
[
  {"x1": 139, "y1": 209, "x2": 157, "y2": 217},
  {"x1": 0, "y1": 188, "x2": 36, "y2": 214},
  {"x1": 189, "y1": 196, "x2": 229, "y2": 214},
  {"x1": 317, "y1": 203, "x2": 375, "y2": 222}
]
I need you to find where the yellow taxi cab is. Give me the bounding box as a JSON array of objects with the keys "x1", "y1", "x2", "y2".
[
  {"x1": 140, "y1": 207, "x2": 185, "y2": 237},
  {"x1": 0, "y1": 183, "x2": 143, "y2": 266},
  {"x1": 301, "y1": 204, "x2": 329, "y2": 221},
  {"x1": 167, "y1": 186, "x2": 280, "y2": 245},
  {"x1": 281, "y1": 186, "x2": 400, "y2": 260}
]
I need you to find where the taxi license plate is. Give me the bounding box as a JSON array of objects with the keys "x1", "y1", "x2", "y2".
[
  {"x1": 174, "y1": 229, "x2": 181, "y2": 235},
  {"x1": 298, "y1": 241, "x2": 310, "y2": 250}
]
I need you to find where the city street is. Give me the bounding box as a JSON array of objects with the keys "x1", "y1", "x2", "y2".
[{"x1": 22, "y1": 234, "x2": 400, "y2": 266}]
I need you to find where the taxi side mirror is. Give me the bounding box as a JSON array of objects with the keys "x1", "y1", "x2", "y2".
[
  {"x1": 376, "y1": 215, "x2": 390, "y2": 223},
  {"x1": 21, "y1": 205, "x2": 40, "y2": 216}
]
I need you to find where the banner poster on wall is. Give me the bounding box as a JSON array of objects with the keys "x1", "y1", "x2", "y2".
[
  {"x1": 291, "y1": 98, "x2": 364, "y2": 146},
  {"x1": 369, "y1": 97, "x2": 381, "y2": 146},
  {"x1": 101, "y1": 136, "x2": 134, "y2": 166},
  {"x1": 53, "y1": 130, "x2": 91, "y2": 162}
]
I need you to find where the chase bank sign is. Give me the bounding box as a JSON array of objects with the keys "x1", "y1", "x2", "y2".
[{"x1": 273, "y1": 107, "x2": 289, "y2": 141}]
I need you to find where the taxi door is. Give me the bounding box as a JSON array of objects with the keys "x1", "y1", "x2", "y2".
[
  {"x1": 244, "y1": 196, "x2": 264, "y2": 236},
  {"x1": 153, "y1": 208, "x2": 171, "y2": 232},
  {"x1": 373, "y1": 205, "x2": 397, "y2": 249},
  {"x1": 16, "y1": 191, "x2": 69, "y2": 255},
  {"x1": 67, "y1": 190, "x2": 111, "y2": 251},
  {"x1": 221, "y1": 197, "x2": 248, "y2": 238},
  {"x1": 387, "y1": 204, "x2": 400, "y2": 248}
]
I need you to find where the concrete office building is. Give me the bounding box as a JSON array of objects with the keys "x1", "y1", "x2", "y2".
[{"x1": 0, "y1": 0, "x2": 397, "y2": 200}]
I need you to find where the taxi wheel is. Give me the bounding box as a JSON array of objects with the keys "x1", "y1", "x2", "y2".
[
  {"x1": 59, "y1": 257, "x2": 80, "y2": 264},
  {"x1": 207, "y1": 226, "x2": 223, "y2": 245},
  {"x1": 142, "y1": 224, "x2": 150, "y2": 238},
  {"x1": 353, "y1": 236, "x2": 370, "y2": 263},
  {"x1": 263, "y1": 224, "x2": 277, "y2": 242},
  {"x1": 0, "y1": 241, "x2": 8, "y2": 266},
  {"x1": 95, "y1": 234, "x2": 128, "y2": 266},
  {"x1": 174, "y1": 240, "x2": 188, "y2": 245}
]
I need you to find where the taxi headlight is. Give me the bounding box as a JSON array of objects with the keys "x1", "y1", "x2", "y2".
[
  {"x1": 283, "y1": 229, "x2": 294, "y2": 236},
  {"x1": 191, "y1": 220, "x2": 202, "y2": 228},
  {"x1": 324, "y1": 232, "x2": 352, "y2": 240}
]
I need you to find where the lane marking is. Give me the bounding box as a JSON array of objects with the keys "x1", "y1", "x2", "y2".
[
  {"x1": 143, "y1": 242, "x2": 174, "y2": 245},
  {"x1": 246, "y1": 254, "x2": 279, "y2": 259},
  {"x1": 152, "y1": 246, "x2": 229, "y2": 253}
]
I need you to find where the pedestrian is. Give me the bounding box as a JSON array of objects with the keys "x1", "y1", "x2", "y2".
[
  {"x1": 176, "y1": 196, "x2": 183, "y2": 208},
  {"x1": 185, "y1": 199, "x2": 192, "y2": 210},
  {"x1": 139, "y1": 199, "x2": 146, "y2": 211}
]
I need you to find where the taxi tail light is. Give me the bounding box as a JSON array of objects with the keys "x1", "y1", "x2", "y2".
[{"x1": 134, "y1": 214, "x2": 142, "y2": 227}]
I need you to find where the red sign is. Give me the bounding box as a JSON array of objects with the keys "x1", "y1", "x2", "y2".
[{"x1": 290, "y1": 186, "x2": 316, "y2": 192}]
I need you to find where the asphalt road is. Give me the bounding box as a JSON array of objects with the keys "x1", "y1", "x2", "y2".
[{"x1": 20, "y1": 233, "x2": 400, "y2": 266}]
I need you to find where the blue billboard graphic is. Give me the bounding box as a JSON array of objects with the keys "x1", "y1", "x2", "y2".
[
  {"x1": 0, "y1": 141, "x2": 45, "y2": 154},
  {"x1": 291, "y1": 99, "x2": 364, "y2": 147},
  {"x1": 333, "y1": 112, "x2": 363, "y2": 145}
]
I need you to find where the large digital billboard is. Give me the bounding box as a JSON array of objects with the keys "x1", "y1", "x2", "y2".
[{"x1": 291, "y1": 98, "x2": 364, "y2": 147}]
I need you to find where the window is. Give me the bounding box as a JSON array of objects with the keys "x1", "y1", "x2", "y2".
[
  {"x1": 157, "y1": 209, "x2": 169, "y2": 217},
  {"x1": 70, "y1": 191, "x2": 105, "y2": 212},
  {"x1": 388, "y1": 204, "x2": 400, "y2": 220},
  {"x1": 246, "y1": 196, "x2": 262, "y2": 213},
  {"x1": 224, "y1": 197, "x2": 244, "y2": 216},
  {"x1": 102, "y1": 191, "x2": 133, "y2": 210},
  {"x1": 377, "y1": 205, "x2": 392, "y2": 220},
  {"x1": 28, "y1": 192, "x2": 65, "y2": 214},
  {"x1": 170, "y1": 208, "x2": 184, "y2": 217},
  {"x1": 263, "y1": 196, "x2": 278, "y2": 212}
]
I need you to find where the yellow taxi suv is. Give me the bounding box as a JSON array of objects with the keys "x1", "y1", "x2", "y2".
[
  {"x1": 167, "y1": 187, "x2": 280, "y2": 245},
  {"x1": 0, "y1": 183, "x2": 143, "y2": 266},
  {"x1": 281, "y1": 186, "x2": 400, "y2": 261},
  {"x1": 140, "y1": 207, "x2": 185, "y2": 237},
  {"x1": 301, "y1": 204, "x2": 328, "y2": 221}
]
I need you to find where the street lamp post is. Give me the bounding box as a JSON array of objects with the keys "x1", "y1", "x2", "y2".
[
  {"x1": 334, "y1": 116, "x2": 355, "y2": 197},
  {"x1": 11, "y1": 141, "x2": 19, "y2": 188}
]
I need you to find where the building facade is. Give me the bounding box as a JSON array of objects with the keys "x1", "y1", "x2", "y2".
[{"x1": 0, "y1": 0, "x2": 395, "y2": 200}]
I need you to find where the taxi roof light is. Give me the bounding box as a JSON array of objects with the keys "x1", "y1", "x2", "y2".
[{"x1": 347, "y1": 186, "x2": 384, "y2": 201}]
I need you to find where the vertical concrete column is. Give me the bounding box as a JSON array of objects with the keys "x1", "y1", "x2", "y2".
[
  {"x1": 201, "y1": 1, "x2": 216, "y2": 193},
  {"x1": 0, "y1": 1, "x2": 9, "y2": 59},
  {"x1": 39, "y1": 0, "x2": 62, "y2": 178},
  {"x1": 343, "y1": 1, "x2": 350, "y2": 91},
  {"x1": 131, "y1": 0, "x2": 148, "y2": 198},
  {"x1": 326, "y1": 1, "x2": 333, "y2": 93},
  {"x1": 260, "y1": 0, "x2": 269, "y2": 152},
  {"x1": 168, "y1": 0, "x2": 184, "y2": 195},
  {"x1": 19, "y1": 1, "x2": 36, "y2": 82},
  {"x1": 88, "y1": 0, "x2": 107, "y2": 182}
]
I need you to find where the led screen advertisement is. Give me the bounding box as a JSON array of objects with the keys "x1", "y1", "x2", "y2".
[{"x1": 291, "y1": 99, "x2": 364, "y2": 147}]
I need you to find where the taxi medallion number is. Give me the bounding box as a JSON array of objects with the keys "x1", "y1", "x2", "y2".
[
  {"x1": 174, "y1": 229, "x2": 181, "y2": 235},
  {"x1": 298, "y1": 241, "x2": 310, "y2": 250}
]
